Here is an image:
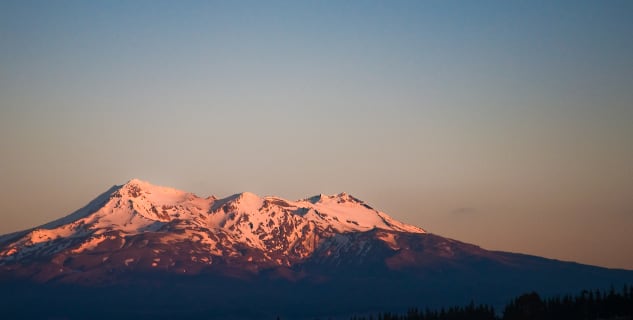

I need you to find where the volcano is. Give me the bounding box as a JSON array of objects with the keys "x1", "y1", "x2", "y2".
[{"x1": 1, "y1": 179, "x2": 632, "y2": 319}]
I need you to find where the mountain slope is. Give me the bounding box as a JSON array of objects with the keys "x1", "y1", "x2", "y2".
[
  {"x1": 1, "y1": 179, "x2": 632, "y2": 319},
  {"x1": 0, "y1": 179, "x2": 423, "y2": 282}
]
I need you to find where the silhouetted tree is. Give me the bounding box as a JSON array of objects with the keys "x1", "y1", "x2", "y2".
[{"x1": 351, "y1": 285, "x2": 633, "y2": 320}]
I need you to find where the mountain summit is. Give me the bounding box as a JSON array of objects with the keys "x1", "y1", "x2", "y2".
[
  {"x1": 1, "y1": 179, "x2": 632, "y2": 319},
  {"x1": 0, "y1": 179, "x2": 422, "y2": 282}
]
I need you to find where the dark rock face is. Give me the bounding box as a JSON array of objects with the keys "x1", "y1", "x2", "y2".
[{"x1": 1, "y1": 180, "x2": 632, "y2": 319}]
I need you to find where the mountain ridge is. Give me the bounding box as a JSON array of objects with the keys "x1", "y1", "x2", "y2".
[
  {"x1": 1, "y1": 179, "x2": 632, "y2": 319},
  {"x1": 0, "y1": 179, "x2": 424, "y2": 283}
]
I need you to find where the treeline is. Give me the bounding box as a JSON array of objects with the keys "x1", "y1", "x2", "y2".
[
  {"x1": 349, "y1": 285, "x2": 633, "y2": 320},
  {"x1": 349, "y1": 302, "x2": 496, "y2": 320}
]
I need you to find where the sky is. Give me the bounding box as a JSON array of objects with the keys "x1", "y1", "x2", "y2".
[{"x1": 1, "y1": 0, "x2": 632, "y2": 269}]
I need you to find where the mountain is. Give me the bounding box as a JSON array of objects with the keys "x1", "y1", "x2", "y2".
[{"x1": 1, "y1": 179, "x2": 632, "y2": 319}]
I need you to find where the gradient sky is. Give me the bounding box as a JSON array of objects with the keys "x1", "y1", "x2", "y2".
[{"x1": 1, "y1": 1, "x2": 632, "y2": 269}]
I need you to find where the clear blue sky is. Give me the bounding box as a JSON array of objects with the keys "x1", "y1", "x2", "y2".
[{"x1": 1, "y1": 0, "x2": 632, "y2": 269}]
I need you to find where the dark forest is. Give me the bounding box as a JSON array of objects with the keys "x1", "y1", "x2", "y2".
[{"x1": 348, "y1": 285, "x2": 633, "y2": 320}]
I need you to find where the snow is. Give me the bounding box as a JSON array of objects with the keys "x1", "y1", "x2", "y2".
[
  {"x1": 71, "y1": 235, "x2": 107, "y2": 254},
  {"x1": 0, "y1": 179, "x2": 426, "y2": 264},
  {"x1": 289, "y1": 193, "x2": 424, "y2": 234},
  {"x1": 3, "y1": 248, "x2": 18, "y2": 256},
  {"x1": 28, "y1": 227, "x2": 75, "y2": 245},
  {"x1": 377, "y1": 231, "x2": 400, "y2": 250},
  {"x1": 111, "y1": 180, "x2": 422, "y2": 236},
  {"x1": 123, "y1": 179, "x2": 191, "y2": 206}
]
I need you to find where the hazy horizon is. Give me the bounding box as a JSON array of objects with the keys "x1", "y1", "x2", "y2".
[{"x1": 1, "y1": 1, "x2": 632, "y2": 270}]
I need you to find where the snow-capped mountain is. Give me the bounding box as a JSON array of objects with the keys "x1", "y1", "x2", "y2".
[
  {"x1": 0, "y1": 179, "x2": 422, "y2": 281},
  {"x1": 1, "y1": 179, "x2": 633, "y2": 320}
]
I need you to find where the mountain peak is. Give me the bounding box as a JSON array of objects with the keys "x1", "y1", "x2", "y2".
[
  {"x1": 305, "y1": 192, "x2": 362, "y2": 205},
  {"x1": 236, "y1": 191, "x2": 260, "y2": 201},
  {"x1": 335, "y1": 192, "x2": 361, "y2": 203},
  {"x1": 0, "y1": 180, "x2": 425, "y2": 272},
  {"x1": 125, "y1": 177, "x2": 145, "y2": 184},
  {"x1": 116, "y1": 179, "x2": 189, "y2": 201},
  {"x1": 228, "y1": 191, "x2": 264, "y2": 211},
  {"x1": 123, "y1": 178, "x2": 152, "y2": 188}
]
